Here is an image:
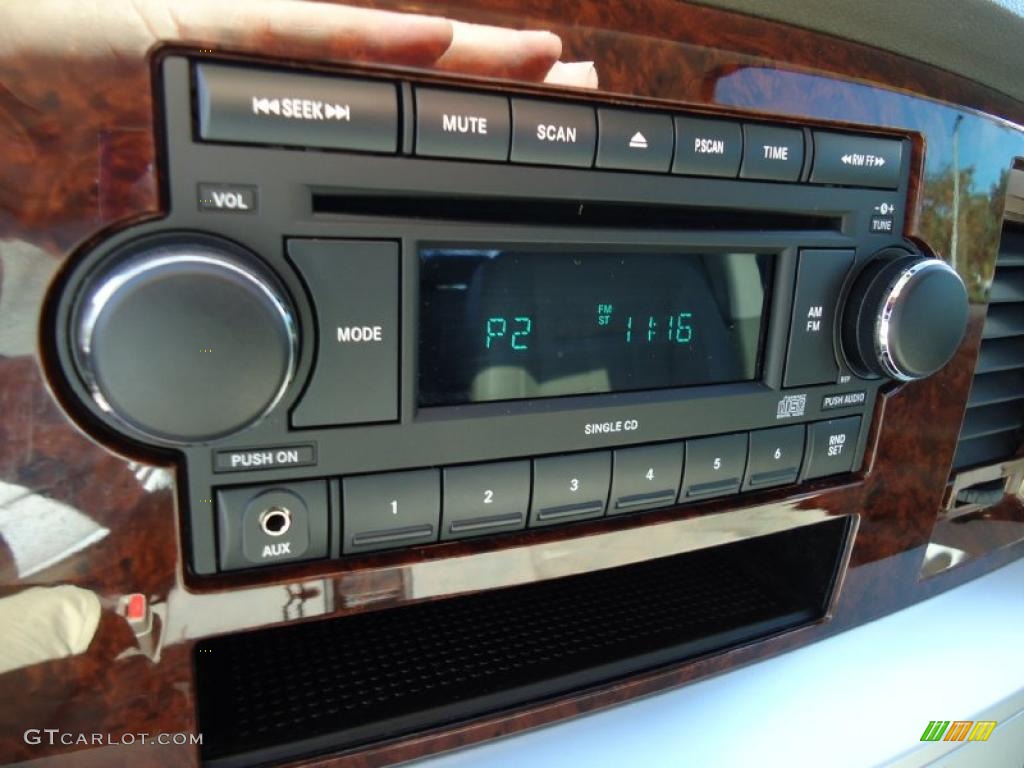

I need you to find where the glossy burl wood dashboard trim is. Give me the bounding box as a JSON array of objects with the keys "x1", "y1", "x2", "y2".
[{"x1": 1, "y1": 1, "x2": 1023, "y2": 765}]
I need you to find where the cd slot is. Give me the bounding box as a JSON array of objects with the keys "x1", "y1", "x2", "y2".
[{"x1": 311, "y1": 192, "x2": 842, "y2": 231}]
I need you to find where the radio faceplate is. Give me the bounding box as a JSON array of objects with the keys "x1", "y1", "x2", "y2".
[{"x1": 48, "y1": 55, "x2": 918, "y2": 576}]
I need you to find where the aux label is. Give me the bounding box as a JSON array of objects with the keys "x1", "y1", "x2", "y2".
[{"x1": 262, "y1": 542, "x2": 291, "y2": 557}]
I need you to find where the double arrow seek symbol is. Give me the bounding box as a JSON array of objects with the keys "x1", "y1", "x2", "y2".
[{"x1": 251, "y1": 96, "x2": 351, "y2": 121}]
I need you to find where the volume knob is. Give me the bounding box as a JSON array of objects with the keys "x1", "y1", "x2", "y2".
[
  {"x1": 72, "y1": 234, "x2": 297, "y2": 444},
  {"x1": 841, "y1": 247, "x2": 968, "y2": 381}
]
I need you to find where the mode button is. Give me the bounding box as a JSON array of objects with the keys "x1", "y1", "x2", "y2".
[{"x1": 287, "y1": 240, "x2": 398, "y2": 427}]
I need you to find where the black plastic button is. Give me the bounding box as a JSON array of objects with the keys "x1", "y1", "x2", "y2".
[
  {"x1": 510, "y1": 99, "x2": 596, "y2": 167},
  {"x1": 811, "y1": 132, "x2": 902, "y2": 189},
  {"x1": 342, "y1": 470, "x2": 440, "y2": 553},
  {"x1": 596, "y1": 109, "x2": 673, "y2": 172},
  {"x1": 671, "y1": 117, "x2": 742, "y2": 177},
  {"x1": 744, "y1": 426, "x2": 805, "y2": 490},
  {"x1": 805, "y1": 417, "x2": 862, "y2": 479},
  {"x1": 609, "y1": 443, "x2": 684, "y2": 514},
  {"x1": 196, "y1": 63, "x2": 398, "y2": 152},
  {"x1": 415, "y1": 88, "x2": 510, "y2": 162},
  {"x1": 441, "y1": 461, "x2": 530, "y2": 540},
  {"x1": 784, "y1": 249, "x2": 856, "y2": 388},
  {"x1": 530, "y1": 452, "x2": 610, "y2": 526},
  {"x1": 288, "y1": 240, "x2": 398, "y2": 426},
  {"x1": 217, "y1": 480, "x2": 329, "y2": 571},
  {"x1": 740, "y1": 125, "x2": 804, "y2": 181},
  {"x1": 680, "y1": 434, "x2": 748, "y2": 500}
]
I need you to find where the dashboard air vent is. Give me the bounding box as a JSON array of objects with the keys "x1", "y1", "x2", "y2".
[{"x1": 953, "y1": 224, "x2": 1024, "y2": 471}]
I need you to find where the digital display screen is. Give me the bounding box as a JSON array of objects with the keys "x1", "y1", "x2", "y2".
[{"x1": 418, "y1": 248, "x2": 773, "y2": 407}]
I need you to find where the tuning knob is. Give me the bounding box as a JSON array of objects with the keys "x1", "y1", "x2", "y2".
[
  {"x1": 841, "y1": 247, "x2": 968, "y2": 381},
  {"x1": 72, "y1": 234, "x2": 297, "y2": 444}
]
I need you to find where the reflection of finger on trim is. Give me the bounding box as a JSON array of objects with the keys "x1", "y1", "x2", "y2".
[
  {"x1": 545, "y1": 61, "x2": 599, "y2": 89},
  {"x1": 437, "y1": 21, "x2": 562, "y2": 81}
]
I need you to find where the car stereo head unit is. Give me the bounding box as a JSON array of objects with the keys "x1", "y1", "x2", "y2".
[{"x1": 47, "y1": 55, "x2": 969, "y2": 576}]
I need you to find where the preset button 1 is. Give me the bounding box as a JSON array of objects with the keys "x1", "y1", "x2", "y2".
[
  {"x1": 342, "y1": 470, "x2": 440, "y2": 553},
  {"x1": 510, "y1": 99, "x2": 596, "y2": 168}
]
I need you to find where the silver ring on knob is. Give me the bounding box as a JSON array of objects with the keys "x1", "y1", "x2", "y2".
[
  {"x1": 874, "y1": 258, "x2": 963, "y2": 382},
  {"x1": 75, "y1": 245, "x2": 298, "y2": 442}
]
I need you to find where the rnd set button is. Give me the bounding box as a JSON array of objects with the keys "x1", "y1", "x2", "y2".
[{"x1": 804, "y1": 416, "x2": 862, "y2": 479}]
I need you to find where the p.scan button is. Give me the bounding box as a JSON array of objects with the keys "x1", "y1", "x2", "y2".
[{"x1": 287, "y1": 240, "x2": 398, "y2": 427}]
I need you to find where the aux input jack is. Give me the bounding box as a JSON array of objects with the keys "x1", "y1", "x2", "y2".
[{"x1": 258, "y1": 506, "x2": 292, "y2": 537}]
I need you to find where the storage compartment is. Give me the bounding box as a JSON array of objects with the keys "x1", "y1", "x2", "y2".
[{"x1": 196, "y1": 516, "x2": 851, "y2": 767}]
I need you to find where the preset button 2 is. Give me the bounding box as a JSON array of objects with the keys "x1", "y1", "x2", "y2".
[{"x1": 442, "y1": 461, "x2": 530, "y2": 540}]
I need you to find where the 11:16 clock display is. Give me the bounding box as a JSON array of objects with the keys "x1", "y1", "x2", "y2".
[{"x1": 418, "y1": 248, "x2": 773, "y2": 407}]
